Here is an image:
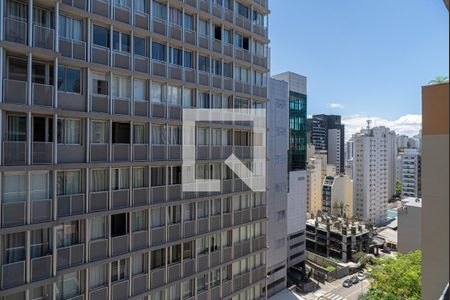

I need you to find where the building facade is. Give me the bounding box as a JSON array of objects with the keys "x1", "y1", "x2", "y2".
[
  {"x1": 266, "y1": 78, "x2": 288, "y2": 296},
  {"x1": 0, "y1": 0, "x2": 270, "y2": 299},
  {"x1": 400, "y1": 149, "x2": 421, "y2": 198},
  {"x1": 397, "y1": 197, "x2": 421, "y2": 254},
  {"x1": 352, "y1": 126, "x2": 396, "y2": 226},
  {"x1": 307, "y1": 115, "x2": 345, "y2": 174},
  {"x1": 321, "y1": 175, "x2": 353, "y2": 218}
]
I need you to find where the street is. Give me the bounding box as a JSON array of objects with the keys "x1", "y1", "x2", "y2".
[{"x1": 301, "y1": 274, "x2": 370, "y2": 300}]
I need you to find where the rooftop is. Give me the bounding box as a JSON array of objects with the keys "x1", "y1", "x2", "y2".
[{"x1": 402, "y1": 197, "x2": 422, "y2": 208}]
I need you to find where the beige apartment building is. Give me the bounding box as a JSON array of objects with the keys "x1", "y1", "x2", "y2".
[{"x1": 0, "y1": 0, "x2": 270, "y2": 299}]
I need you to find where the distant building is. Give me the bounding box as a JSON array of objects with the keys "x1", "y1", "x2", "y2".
[
  {"x1": 306, "y1": 216, "x2": 371, "y2": 262},
  {"x1": 307, "y1": 156, "x2": 324, "y2": 215},
  {"x1": 322, "y1": 175, "x2": 353, "y2": 218},
  {"x1": 397, "y1": 134, "x2": 410, "y2": 149},
  {"x1": 353, "y1": 125, "x2": 397, "y2": 226},
  {"x1": 308, "y1": 115, "x2": 345, "y2": 174},
  {"x1": 398, "y1": 198, "x2": 422, "y2": 254},
  {"x1": 400, "y1": 149, "x2": 421, "y2": 198},
  {"x1": 345, "y1": 138, "x2": 354, "y2": 162}
]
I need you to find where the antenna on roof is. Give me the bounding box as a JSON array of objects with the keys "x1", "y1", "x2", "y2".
[{"x1": 366, "y1": 120, "x2": 372, "y2": 130}]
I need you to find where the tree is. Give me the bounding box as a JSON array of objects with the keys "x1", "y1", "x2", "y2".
[
  {"x1": 395, "y1": 180, "x2": 402, "y2": 196},
  {"x1": 362, "y1": 251, "x2": 421, "y2": 300},
  {"x1": 428, "y1": 76, "x2": 449, "y2": 85}
]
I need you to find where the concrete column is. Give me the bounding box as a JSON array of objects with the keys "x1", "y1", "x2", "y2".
[
  {"x1": 87, "y1": 18, "x2": 91, "y2": 62},
  {"x1": 55, "y1": 1, "x2": 60, "y2": 52},
  {"x1": 53, "y1": 114, "x2": 58, "y2": 164},
  {"x1": 28, "y1": 0, "x2": 33, "y2": 47},
  {"x1": 53, "y1": 57, "x2": 58, "y2": 108},
  {"x1": 0, "y1": 48, "x2": 3, "y2": 103},
  {"x1": 0, "y1": 0, "x2": 4, "y2": 41},
  {"x1": 27, "y1": 53, "x2": 33, "y2": 106},
  {"x1": 27, "y1": 112, "x2": 32, "y2": 165}
]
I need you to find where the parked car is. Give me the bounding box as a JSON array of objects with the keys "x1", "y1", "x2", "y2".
[
  {"x1": 351, "y1": 276, "x2": 360, "y2": 284},
  {"x1": 357, "y1": 271, "x2": 366, "y2": 280},
  {"x1": 381, "y1": 247, "x2": 392, "y2": 254},
  {"x1": 343, "y1": 279, "x2": 353, "y2": 288}
]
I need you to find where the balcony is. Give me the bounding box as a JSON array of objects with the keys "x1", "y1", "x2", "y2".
[
  {"x1": 133, "y1": 144, "x2": 148, "y2": 161},
  {"x1": 134, "y1": 10, "x2": 149, "y2": 30},
  {"x1": 197, "y1": 218, "x2": 209, "y2": 235},
  {"x1": 150, "y1": 268, "x2": 165, "y2": 289},
  {"x1": 31, "y1": 198, "x2": 52, "y2": 223},
  {"x1": 224, "y1": 9, "x2": 233, "y2": 23},
  {"x1": 91, "y1": 0, "x2": 110, "y2": 17},
  {"x1": 210, "y1": 250, "x2": 220, "y2": 267},
  {"x1": 112, "y1": 189, "x2": 129, "y2": 209},
  {"x1": 183, "y1": 258, "x2": 195, "y2": 277},
  {"x1": 89, "y1": 238, "x2": 108, "y2": 261},
  {"x1": 134, "y1": 100, "x2": 149, "y2": 117},
  {"x1": 32, "y1": 142, "x2": 53, "y2": 164},
  {"x1": 151, "y1": 185, "x2": 166, "y2": 204},
  {"x1": 211, "y1": 215, "x2": 221, "y2": 231},
  {"x1": 184, "y1": 220, "x2": 195, "y2": 238},
  {"x1": 57, "y1": 244, "x2": 84, "y2": 270},
  {"x1": 112, "y1": 144, "x2": 131, "y2": 162},
  {"x1": 167, "y1": 184, "x2": 181, "y2": 202},
  {"x1": 223, "y1": 246, "x2": 232, "y2": 263},
  {"x1": 58, "y1": 91, "x2": 86, "y2": 111},
  {"x1": 184, "y1": 29, "x2": 196, "y2": 45},
  {"x1": 252, "y1": 235, "x2": 266, "y2": 252},
  {"x1": 151, "y1": 226, "x2": 165, "y2": 246},
  {"x1": 152, "y1": 144, "x2": 166, "y2": 160},
  {"x1": 197, "y1": 253, "x2": 209, "y2": 272},
  {"x1": 62, "y1": 0, "x2": 87, "y2": 10},
  {"x1": 169, "y1": 65, "x2": 183, "y2": 81},
  {"x1": 152, "y1": 60, "x2": 167, "y2": 77},
  {"x1": 113, "y1": 51, "x2": 131, "y2": 70},
  {"x1": 89, "y1": 191, "x2": 109, "y2": 212},
  {"x1": 234, "y1": 240, "x2": 251, "y2": 258},
  {"x1": 91, "y1": 93, "x2": 109, "y2": 113},
  {"x1": 31, "y1": 255, "x2": 52, "y2": 282},
  {"x1": 113, "y1": 97, "x2": 130, "y2": 115},
  {"x1": 198, "y1": 71, "x2": 210, "y2": 86},
  {"x1": 168, "y1": 223, "x2": 180, "y2": 242},
  {"x1": 3, "y1": 141, "x2": 27, "y2": 165},
  {"x1": 1, "y1": 261, "x2": 25, "y2": 289},
  {"x1": 134, "y1": 55, "x2": 150, "y2": 74},
  {"x1": 112, "y1": 280, "x2": 129, "y2": 300},
  {"x1": 235, "y1": 48, "x2": 251, "y2": 63},
  {"x1": 132, "y1": 230, "x2": 148, "y2": 250},
  {"x1": 199, "y1": 0, "x2": 210, "y2": 13},
  {"x1": 57, "y1": 144, "x2": 85, "y2": 163},
  {"x1": 253, "y1": 85, "x2": 267, "y2": 98},
  {"x1": 168, "y1": 263, "x2": 181, "y2": 283},
  {"x1": 152, "y1": 18, "x2": 167, "y2": 36},
  {"x1": 133, "y1": 187, "x2": 149, "y2": 206},
  {"x1": 4, "y1": 17, "x2": 27, "y2": 45},
  {"x1": 224, "y1": 77, "x2": 233, "y2": 91},
  {"x1": 253, "y1": 54, "x2": 268, "y2": 68},
  {"x1": 1, "y1": 201, "x2": 26, "y2": 227},
  {"x1": 90, "y1": 287, "x2": 108, "y2": 300},
  {"x1": 112, "y1": 235, "x2": 129, "y2": 256},
  {"x1": 57, "y1": 194, "x2": 85, "y2": 217},
  {"x1": 233, "y1": 272, "x2": 250, "y2": 292},
  {"x1": 235, "y1": 81, "x2": 251, "y2": 95},
  {"x1": 235, "y1": 15, "x2": 251, "y2": 31},
  {"x1": 32, "y1": 82, "x2": 53, "y2": 107},
  {"x1": 114, "y1": 3, "x2": 131, "y2": 24},
  {"x1": 252, "y1": 265, "x2": 266, "y2": 283},
  {"x1": 91, "y1": 143, "x2": 109, "y2": 162},
  {"x1": 223, "y1": 279, "x2": 232, "y2": 297},
  {"x1": 33, "y1": 25, "x2": 54, "y2": 50},
  {"x1": 198, "y1": 35, "x2": 209, "y2": 50},
  {"x1": 132, "y1": 273, "x2": 148, "y2": 296},
  {"x1": 184, "y1": 68, "x2": 196, "y2": 83},
  {"x1": 3, "y1": 79, "x2": 27, "y2": 105},
  {"x1": 169, "y1": 24, "x2": 182, "y2": 41},
  {"x1": 91, "y1": 44, "x2": 110, "y2": 66},
  {"x1": 253, "y1": 24, "x2": 268, "y2": 39},
  {"x1": 212, "y1": 3, "x2": 222, "y2": 18},
  {"x1": 169, "y1": 145, "x2": 181, "y2": 160}
]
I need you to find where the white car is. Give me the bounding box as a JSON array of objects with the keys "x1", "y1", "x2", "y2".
[{"x1": 357, "y1": 272, "x2": 366, "y2": 280}]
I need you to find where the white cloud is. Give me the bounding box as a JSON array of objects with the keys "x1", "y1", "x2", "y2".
[
  {"x1": 342, "y1": 114, "x2": 422, "y2": 141},
  {"x1": 329, "y1": 103, "x2": 344, "y2": 109}
]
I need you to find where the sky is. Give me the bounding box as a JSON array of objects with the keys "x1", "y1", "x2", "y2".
[{"x1": 269, "y1": 0, "x2": 449, "y2": 139}]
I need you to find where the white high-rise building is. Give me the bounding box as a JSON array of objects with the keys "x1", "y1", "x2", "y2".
[
  {"x1": 387, "y1": 131, "x2": 398, "y2": 200},
  {"x1": 400, "y1": 149, "x2": 422, "y2": 198},
  {"x1": 328, "y1": 128, "x2": 342, "y2": 173},
  {"x1": 345, "y1": 138, "x2": 355, "y2": 162},
  {"x1": 353, "y1": 125, "x2": 397, "y2": 226}
]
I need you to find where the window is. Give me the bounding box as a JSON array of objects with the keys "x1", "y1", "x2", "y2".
[
  {"x1": 59, "y1": 15, "x2": 82, "y2": 41},
  {"x1": 212, "y1": 129, "x2": 221, "y2": 145},
  {"x1": 212, "y1": 199, "x2": 221, "y2": 215},
  {"x1": 91, "y1": 121, "x2": 108, "y2": 144},
  {"x1": 113, "y1": 31, "x2": 131, "y2": 53},
  {"x1": 133, "y1": 167, "x2": 146, "y2": 188},
  {"x1": 112, "y1": 75, "x2": 131, "y2": 99},
  {"x1": 184, "y1": 13, "x2": 194, "y2": 31},
  {"x1": 197, "y1": 274, "x2": 208, "y2": 292},
  {"x1": 31, "y1": 171, "x2": 51, "y2": 201},
  {"x1": 223, "y1": 197, "x2": 232, "y2": 213},
  {"x1": 90, "y1": 217, "x2": 106, "y2": 240},
  {"x1": 169, "y1": 7, "x2": 182, "y2": 26},
  {"x1": 90, "y1": 264, "x2": 107, "y2": 289},
  {"x1": 168, "y1": 205, "x2": 181, "y2": 224},
  {"x1": 92, "y1": 25, "x2": 109, "y2": 47},
  {"x1": 214, "y1": 25, "x2": 222, "y2": 40},
  {"x1": 198, "y1": 55, "x2": 210, "y2": 72},
  {"x1": 2, "y1": 232, "x2": 25, "y2": 263},
  {"x1": 214, "y1": 60, "x2": 222, "y2": 76},
  {"x1": 111, "y1": 259, "x2": 129, "y2": 282},
  {"x1": 210, "y1": 268, "x2": 221, "y2": 287},
  {"x1": 30, "y1": 229, "x2": 52, "y2": 258},
  {"x1": 197, "y1": 200, "x2": 209, "y2": 219},
  {"x1": 92, "y1": 72, "x2": 108, "y2": 95},
  {"x1": 183, "y1": 203, "x2": 195, "y2": 221},
  {"x1": 234, "y1": 65, "x2": 250, "y2": 83},
  {"x1": 196, "y1": 236, "x2": 208, "y2": 255},
  {"x1": 168, "y1": 85, "x2": 182, "y2": 105},
  {"x1": 112, "y1": 168, "x2": 130, "y2": 190},
  {"x1": 112, "y1": 122, "x2": 130, "y2": 143},
  {"x1": 197, "y1": 127, "x2": 209, "y2": 145},
  {"x1": 57, "y1": 170, "x2": 82, "y2": 195},
  {"x1": 199, "y1": 19, "x2": 209, "y2": 36},
  {"x1": 111, "y1": 213, "x2": 128, "y2": 237},
  {"x1": 237, "y1": 3, "x2": 249, "y2": 18},
  {"x1": 151, "y1": 248, "x2": 165, "y2": 269},
  {"x1": 134, "y1": 79, "x2": 147, "y2": 101},
  {"x1": 153, "y1": 1, "x2": 167, "y2": 20},
  {"x1": 182, "y1": 279, "x2": 194, "y2": 299},
  {"x1": 152, "y1": 125, "x2": 166, "y2": 145},
  {"x1": 223, "y1": 62, "x2": 233, "y2": 78},
  {"x1": 7, "y1": 57, "x2": 27, "y2": 81},
  {"x1": 169, "y1": 244, "x2": 181, "y2": 264},
  {"x1": 198, "y1": 92, "x2": 210, "y2": 108},
  {"x1": 253, "y1": 10, "x2": 266, "y2": 27},
  {"x1": 169, "y1": 166, "x2": 182, "y2": 185},
  {"x1": 7, "y1": 0, "x2": 28, "y2": 21},
  {"x1": 184, "y1": 51, "x2": 193, "y2": 68},
  {"x1": 169, "y1": 47, "x2": 183, "y2": 66},
  {"x1": 115, "y1": 0, "x2": 130, "y2": 8},
  {"x1": 2, "y1": 172, "x2": 27, "y2": 203},
  {"x1": 253, "y1": 40, "x2": 266, "y2": 57},
  {"x1": 151, "y1": 207, "x2": 166, "y2": 228},
  {"x1": 56, "y1": 271, "x2": 84, "y2": 300},
  {"x1": 151, "y1": 167, "x2": 166, "y2": 187},
  {"x1": 134, "y1": 36, "x2": 146, "y2": 56},
  {"x1": 134, "y1": 0, "x2": 146, "y2": 13},
  {"x1": 151, "y1": 82, "x2": 166, "y2": 103},
  {"x1": 234, "y1": 33, "x2": 249, "y2": 50},
  {"x1": 33, "y1": 7, "x2": 53, "y2": 28},
  {"x1": 183, "y1": 88, "x2": 194, "y2": 107},
  {"x1": 58, "y1": 66, "x2": 81, "y2": 94},
  {"x1": 254, "y1": 71, "x2": 267, "y2": 87},
  {"x1": 57, "y1": 118, "x2": 81, "y2": 144},
  {"x1": 134, "y1": 123, "x2": 146, "y2": 144},
  {"x1": 132, "y1": 253, "x2": 147, "y2": 275},
  {"x1": 168, "y1": 126, "x2": 181, "y2": 145},
  {"x1": 56, "y1": 221, "x2": 81, "y2": 247},
  {"x1": 223, "y1": 28, "x2": 232, "y2": 44},
  {"x1": 152, "y1": 42, "x2": 166, "y2": 62},
  {"x1": 91, "y1": 169, "x2": 108, "y2": 192}
]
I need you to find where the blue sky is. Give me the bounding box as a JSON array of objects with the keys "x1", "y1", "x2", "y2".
[{"x1": 269, "y1": 0, "x2": 448, "y2": 137}]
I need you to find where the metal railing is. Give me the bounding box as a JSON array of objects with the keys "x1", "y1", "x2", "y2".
[
  {"x1": 4, "y1": 17, "x2": 27, "y2": 44},
  {"x1": 59, "y1": 37, "x2": 86, "y2": 61},
  {"x1": 33, "y1": 24, "x2": 55, "y2": 50}
]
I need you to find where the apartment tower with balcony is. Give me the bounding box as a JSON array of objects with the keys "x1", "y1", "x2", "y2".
[{"x1": 0, "y1": 0, "x2": 270, "y2": 299}]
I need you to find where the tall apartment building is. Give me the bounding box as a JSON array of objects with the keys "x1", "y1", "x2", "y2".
[
  {"x1": 421, "y1": 82, "x2": 449, "y2": 300},
  {"x1": 266, "y1": 78, "x2": 288, "y2": 296},
  {"x1": 400, "y1": 149, "x2": 421, "y2": 198},
  {"x1": 306, "y1": 156, "x2": 323, "y2": 216},
  {"x1": 307, "y1": 115, "x2": 345, "y2": 174},
  {"x1": 352, "y1": 126, "x2": 396, "y2": 226},
  {"x1": 0, "y1": 0, "x2": 270, "y2": 299},
  {"x1": 345, "y1": 138, "x2": 354, "y2": 162},
  {"x1": 321, "y1": 175, "x2": 353, "y2": 218}
]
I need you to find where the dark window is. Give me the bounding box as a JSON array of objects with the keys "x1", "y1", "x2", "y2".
[
  {"x1": 243, "y1": 37, "x2": 249, "y2": 50},
  {"x1": 33, "y1": 117, "x2": 53, "y2": 142},
  {"x1": 58, "y1": 66, "x2": 81, "y2": 93},
  {"x1": 8, "y1": 57, "x2": 27, "y2": 81},
  {"x1": 152, "y1": 42, "x2": 166, "y2": 61},
  {"x1": 184, "y1": 51, "x2": 193, "y2": 68},
  {"x1": 214, "y1": 25, "x2": 222, "y2": 40},
  {"x1": 134, "y1": 36, "x2": 146, "y2": 56},
  {"x1": 93, "y1": 25, "x2": 109, "y2": 47},
  {"x1": 151, "y1": 167, "x2": 166, "y2": 187},
  {"x1": 151, "y1": 249, "x2": 165, "y2": 269},
  {"x1": 112, "y1": 123, "x2": 130, "y2": 144},
  {"x1": 111, "y1": 213, "x2": 128, "y2": 237},
  {"x1": 237, "y1": 3, "x2": 249, "y2": 18}
]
